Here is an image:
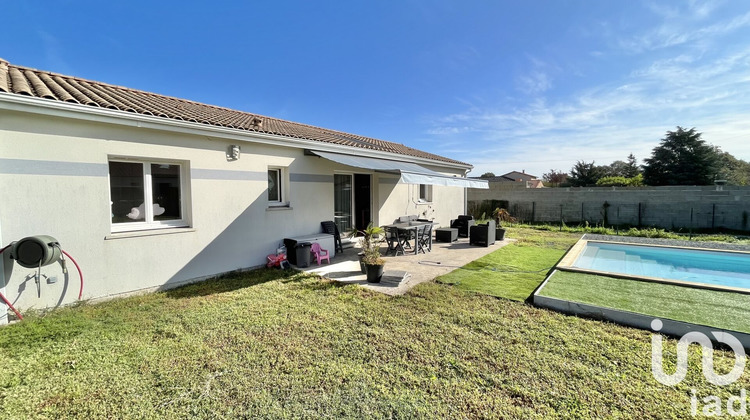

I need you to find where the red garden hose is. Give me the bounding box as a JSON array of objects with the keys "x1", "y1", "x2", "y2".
[
  {"x1": 0, "y1": 244, "x2": 23, "y2": 320},
  {"x1": 0, "y1": 244, "x2": 84, "y2": 321},
  {"x1": 61, "y1": 250, "x2": 84, "y2": 301},
  {"x1": 0, "y1": 291, "x2": 22, "y2": 320}
]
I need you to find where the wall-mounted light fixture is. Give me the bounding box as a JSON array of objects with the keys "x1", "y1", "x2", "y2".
[{"x1": 228, "y1": 145, "x2": 241, "y2": 160}]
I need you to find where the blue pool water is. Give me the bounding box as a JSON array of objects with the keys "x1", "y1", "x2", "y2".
[{"x1": 572, "y1": 242, "x2": 750, "y2": 290}]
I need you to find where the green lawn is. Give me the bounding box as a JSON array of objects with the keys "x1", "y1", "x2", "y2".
[
  {"x1": 538, "y1": 270, "x2": 750, "y2": 334},
  {"x1": 1, "y1": 268, "x2": 748, "y2": 418},
  {"x1": 436, "y1": 228, "x2": 579, "y2": 301}
]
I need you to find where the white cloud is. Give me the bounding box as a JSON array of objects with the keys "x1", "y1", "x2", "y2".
[
  {"x1": 514, "y1": 56, "x2": 555, "y2": 95},
  {"x1": 619, "y1": 9, "x2": 750, "y2": 53},
  {"x1": 516, "y1": 71, "x2": 552, "y2": 95},
  {"x1": 426, "y1": 9, "x2": 750, "y2": 177}
]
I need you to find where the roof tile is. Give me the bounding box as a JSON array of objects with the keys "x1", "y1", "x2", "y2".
[
  {"x1": 9, "y1": 66, "x2": 32, "y2": 95},
  {"x1": 0, "y1": 59, "x2": 468, "y2": 166},
  {"x1": 0, "y1": 61, "x2": 8, "y2": 93}
]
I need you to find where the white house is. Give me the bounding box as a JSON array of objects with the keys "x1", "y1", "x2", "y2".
[{"x1": 0, "y1": 59, "x2": 486, "y2": 321}]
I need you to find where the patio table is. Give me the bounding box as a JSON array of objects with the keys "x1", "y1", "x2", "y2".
[{"x1": 383, "y1": 222, "x2": 434, "y2": 255}]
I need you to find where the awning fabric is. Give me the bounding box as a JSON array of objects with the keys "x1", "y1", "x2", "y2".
[{"x1": 310, "y1": 151, "x2": 489, "y2": 189}]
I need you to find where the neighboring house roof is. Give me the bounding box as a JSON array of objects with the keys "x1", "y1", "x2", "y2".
[
  {"x1": 500, "y1": 171, "x2": 537, "y2": 182},
  {"x1": 528, "y1": 179, "x2": 545, "y2": 188},
  {"x1": 473, "y1": 176, "x2": 516, "y2": 182},
  {"x1": 0, "y1": 59, "x2": 467, "y2": 167}
]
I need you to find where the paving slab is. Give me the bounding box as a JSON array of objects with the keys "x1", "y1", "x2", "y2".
[{"x1": 304, "y1": 237, "x2": 514, "y2": 295}]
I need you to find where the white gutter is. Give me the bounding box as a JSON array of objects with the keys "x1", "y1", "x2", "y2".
[{"x1": 0, "y1": 93, "x2": 473, "y2": 172}]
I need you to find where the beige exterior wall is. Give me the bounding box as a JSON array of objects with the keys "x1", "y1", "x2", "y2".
[
  {"x1": 375, "y1": 168, "x2": 466, "y2": 229},
  {"x1": 1, "y1": 109, "x2": 469, "y2": 312}
]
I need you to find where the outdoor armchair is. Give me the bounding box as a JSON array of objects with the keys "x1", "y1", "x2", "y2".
[
  {"x1": 469, "y1": 220, "x2": 496, "y2": 247},
  {"x1": 450, "y1": 215, "x2": 475, "y2": 238}
]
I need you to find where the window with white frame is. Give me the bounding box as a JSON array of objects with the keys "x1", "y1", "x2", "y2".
[
  {"x1": 267, "y1": 167, "x2": 287, "y2": 206},
  {"x1": 109, "y1": 160, "x2": 188, "y2": 232},
  {"x1": 419, "y1": 184, "x2": 433, "y2": 203}
]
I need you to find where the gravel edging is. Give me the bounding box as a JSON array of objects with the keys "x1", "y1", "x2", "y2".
[{"x1": 582, "y1": 234, "x2": 750, "y2": 252}]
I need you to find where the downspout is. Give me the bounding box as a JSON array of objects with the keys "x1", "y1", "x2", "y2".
[
  {"x1": 0, "y1": 219, "x2": 6, "y2": 325},
  {"x1": 463, "y1": 168, "x2": 470, "y2": 215}
]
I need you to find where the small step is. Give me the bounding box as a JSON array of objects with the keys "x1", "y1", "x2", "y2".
[
  {"x1": 640, "y1": 259, "x2": 668, "y2": 279},
  {"x1": 574, "y1": 245, "x2": 600, "y2": 268},
  {"x1": 624, "y1": 254, "x2": 644, "y2": 277},
  {"x1": 595, "y1": 249, "x2": 627, "y2": 273}
]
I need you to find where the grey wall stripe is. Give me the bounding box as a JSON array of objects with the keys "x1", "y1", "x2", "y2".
[
  {"x1": 191, "y1": 168, "x2": 266, "y2": 181},
  {"x1": 290, "y1": 174, "x2": 334, "y2": 183},
  {"x1": 0, "y1": 160, "x2": 336, "y2": 184},
  {"x1": 0, "y1": 158, "x2": 108, "y2": 176},
  {"x1": 379, "y1": 177, "x2": 400, "y2": 185}
]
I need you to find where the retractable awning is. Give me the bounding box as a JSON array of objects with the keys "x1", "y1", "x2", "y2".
[{"x1": 310, "y1": 150, "x2": 489, "y2": 189}]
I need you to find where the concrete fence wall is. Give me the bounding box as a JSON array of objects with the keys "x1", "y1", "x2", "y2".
[{"x1": 468, "y1": 185, "x2": 750, "y2": 231}]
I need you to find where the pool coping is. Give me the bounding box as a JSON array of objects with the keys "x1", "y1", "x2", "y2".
[
  {"x1": 556, "y1": 234, "x2": 750, "y2": 295},
  {"x1": 533, "y1": 269, "x2": 750, "y2": 351}
]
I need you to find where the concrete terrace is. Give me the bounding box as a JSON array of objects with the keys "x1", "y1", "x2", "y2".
[{"x1": 305, "y1": 237, "x2": 513, "y2": 295}]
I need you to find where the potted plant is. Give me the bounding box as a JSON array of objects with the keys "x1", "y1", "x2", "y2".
[
  {"x1": 492, "y1": 208, "x2": 516, "y2": 241},
  {"x1": 348, "y1": 223, "x2": 385, "y2": 279},
  {"x1": 362, "y1": 242, "x2": 385, "y2": 283}
]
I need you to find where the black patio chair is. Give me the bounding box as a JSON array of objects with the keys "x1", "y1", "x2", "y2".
[
  {"x1": 418, "y1": 223, "x2": 432, "y2": 253},
  {"x1": 398, "y1": 227, "x2": 416, "y2": 251},
  {"x1": 384, "y1": 226, "x2": 408, "y2": 256},
  {"x1": 321, "y1": 221, "x2": 344, "y2": 253}
]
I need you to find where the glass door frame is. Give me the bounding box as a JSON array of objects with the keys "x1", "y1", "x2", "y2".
[
  {"x1": 333, "y1": 171, "x2": 373, "y2": 234},
  {"x1": 334, "y1": 173, "x2": 354, "y2": 235}
]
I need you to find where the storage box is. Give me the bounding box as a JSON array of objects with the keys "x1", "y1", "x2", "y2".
[{"x1": 284, "y1": 233, "x2": 336, "y2": 258}]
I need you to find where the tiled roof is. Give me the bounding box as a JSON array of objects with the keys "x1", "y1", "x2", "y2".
[{"x1": 0, "y1": 59, "x2": 468, "y2": 167}]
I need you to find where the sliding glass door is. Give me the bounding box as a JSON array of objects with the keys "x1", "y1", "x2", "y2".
[
  {"x1": 334, "y1": 174, "x2": 353, "y2": 234},
  {"x1": 334, "y1": 173, "x2": 372, "y2": 234}
]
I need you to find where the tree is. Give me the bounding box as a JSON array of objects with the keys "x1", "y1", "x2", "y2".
[
  {"x1": 642, "y1": 127, "x2": 721, "y2": 186},
  {"x1": 600, "y1": 154, "x2": 640, "y2": 178},
  {"x1": 479, "y1": 172, "x2": 496, "y2": 179},
  {"x1": 717, "y1": 150, "x2": 750, "y2": 186},
  {"x1": 568, "y1": 161, "x2": 604, "y2": 187},
  {"x1": 624, "y1": 153, "x2": 640, "y2": 178},
  {"x1": 596, "y1": 176, "x2": 629, "y2": 187},
  {"x1": 596, "y1": 174, "x2": 643, "y2": 187},
  {"x1": 602, "y1": 160, "x2": 628, "y2": 177},
  {"x1": 542, "y1": 169, "x2": 568, "y2": 187}
]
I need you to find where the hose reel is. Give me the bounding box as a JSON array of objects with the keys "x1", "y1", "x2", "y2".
[
  {"x1": 0, "y1": 235, "x2": 83, "y2": 321},
  {"x1": 9, "y1": 235, "x2": 62, "y2": 268}
]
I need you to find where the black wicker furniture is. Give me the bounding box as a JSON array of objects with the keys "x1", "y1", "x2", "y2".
[
  {"x1": 469, "y1": 220, "x2": 496, "y2": 247},
  {"x1": 434, "y1": 228, "x2": 458, "y2": 242},
  {"x1": 450, "y1": 215, "x2": 475, "y2": 238}
]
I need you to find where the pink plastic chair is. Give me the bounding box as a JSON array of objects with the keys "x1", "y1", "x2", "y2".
[{"x1": 310, "y1": 242, "x2": 330, "y2": 265}]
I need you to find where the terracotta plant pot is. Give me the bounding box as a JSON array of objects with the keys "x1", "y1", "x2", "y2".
[{"x1": 365, "y1": 263, "x2": 385, "y2": 283}]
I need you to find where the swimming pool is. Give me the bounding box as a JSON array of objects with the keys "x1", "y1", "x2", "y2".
[{"x1": 564, "y1": 241, "x2": 750, "y2": 292}]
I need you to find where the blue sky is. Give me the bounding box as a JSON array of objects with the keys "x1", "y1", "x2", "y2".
[{"x1": 2, "y1": 1, "x2": 749, "y2": 176}]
